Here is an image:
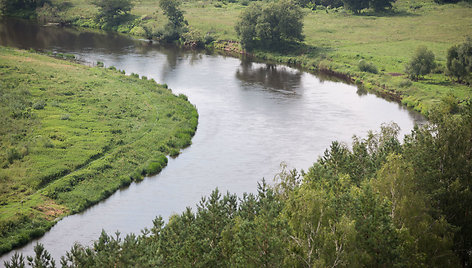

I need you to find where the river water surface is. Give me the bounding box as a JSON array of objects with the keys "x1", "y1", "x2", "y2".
[{"x1": 0, "y1": 18, "x2": 425, "y2": 262}]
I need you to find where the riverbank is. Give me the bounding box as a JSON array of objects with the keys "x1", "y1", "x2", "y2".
[
  {"x1": 29, "y1": 0, "x2": 472, "y2": 115},
  {"x1": 0, "y1": 47, "x2": 198, "y2": 254}
]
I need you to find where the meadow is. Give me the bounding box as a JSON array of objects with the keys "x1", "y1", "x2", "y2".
[{"x1": 0, "y1": 47, "x2": 198, "y2": 253}]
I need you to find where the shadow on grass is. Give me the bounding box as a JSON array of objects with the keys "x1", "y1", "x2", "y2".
[
  {"x1": 250, "y1": 41, "x2": 333, "y2": 59},
  {"x1": 421, "y1": 78, "x2": 457, "y2": 87},
  {"x1": 360, "y1": 9, "x2": 420, "y2": 17}
]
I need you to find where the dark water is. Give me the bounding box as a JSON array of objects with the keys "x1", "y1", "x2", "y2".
[{"x1": 0, "y1": 18, "x2": 425, "y2": 262}]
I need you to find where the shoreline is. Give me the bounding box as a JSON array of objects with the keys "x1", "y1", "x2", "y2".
[{"x1": 0, "y1": 47, "x2": 198, "y2": 255}]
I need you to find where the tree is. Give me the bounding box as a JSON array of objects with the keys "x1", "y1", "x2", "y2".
[
  {"x1": 26, "y1": 243, "x2": 56, "y2": 268},
  {"x1": 403, "y1": 100, "x2": 472, "y2": 266},
  {"x1": 235, "y1": 0, "x2": 304, "y2": 50},
  {"x1": 92, "y1": 0, "x2": 133, "y2": 26},
  {"x1": 0, "y1": 0, "x2": 47, "y2": 17},
  {"x1": 369, "y1": 0, "x2": 395, "y2": 12},
  {"x1": 373, "y1": 154, "x2": 459, "y2": 266},
  {"x1": 446, "y1": 38, "x2": 472, "y2": 83},
  {"x1": 405, "y1": 46, "x2": 436, "y2": 80},
  {"x1": 342, "y1": 0, "x2": 369, "y2": 13},
  {"x1": 158, "y1": 0, "x2": 187, "y2": 42}
]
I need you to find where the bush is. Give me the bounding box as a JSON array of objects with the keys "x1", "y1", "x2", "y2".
[
  {"x1": 60, "y1": 114, "x2": 70, "y2": 120},
  {"x1": 92, "y1": 0, "x2": 133, "y2": 26},
  {"x1": 405, "y1": 46, "x2": 436, "y2": 80},
  {"x1": 358, "y1": 60, "x2": 378, "y2": 74},
  {"x1": 398, "y1": 79, "x2": 412, "y2": 88},
  {"x1": 342, "y1": 0, "x2": 395, "y2": 13},
  {"x1": 0, "y1": 0, "x2": 48, "y2": 17},
  {"x1": 235, "y1": 0, "x2": 304, "y2": 50},
  {"x1": 32, "y1": 100, "x2": 46, "y2": 110},
  {"x1": 158, "y1": 0, "x2": 188, "y2": 43},
  {"x1": 446, "y1": 38, "x2": 472, "y2": 84},
  {"x1": 6, "y1": 147, "x2": 21, "y2": 164},
  {"x1": 143, "y1": 155, "x2": 168, "y2": 175}
]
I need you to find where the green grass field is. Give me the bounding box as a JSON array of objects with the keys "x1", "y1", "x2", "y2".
[{"x1": 0, "y1": 47, "x2": 198, "y2": 253}]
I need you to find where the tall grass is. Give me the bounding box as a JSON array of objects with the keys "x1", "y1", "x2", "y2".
[{"x1": 0, "y1": 47, "x2": 198, "y2": 253}]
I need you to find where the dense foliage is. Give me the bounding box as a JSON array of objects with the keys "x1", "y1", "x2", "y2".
[
  {"x1": 447, "y1": 38, "x2": 472, "y2": 84},
  {"x1": 342, "y1": 0, "x2": 395, "y2": 13},
  {"x1": 158, "y1": 0, "x2": 188, "y2": 42},
  {"x1": 405, "y1": 46, "x2": 437, "y2": 80},
  {"x1": 92, "y1": 0, "x2": 133, "y2": 27},
  {"x1": 6, "y1": 99, "x2": 471, "y2": 267},
  {"x1": 235, "y1": 0, "x2": 304, "y2": 50},
  {"x1": 0, "y1": 0, "x2": 47, "y2": 17}
]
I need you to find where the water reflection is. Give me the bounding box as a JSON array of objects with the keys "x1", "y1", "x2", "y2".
[
  {"x1": 0, "y1": 17, "x2": 426, "y2": 263},
  {"x1": 0, "y1": 17, "x2": 137, "y2": 53},
  {"x1": 236, "y1": 60, "x2": 303, "y2": 93}
]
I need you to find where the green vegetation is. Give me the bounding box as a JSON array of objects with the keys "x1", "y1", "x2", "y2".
[
  {"x1": 92, "y1": 0, "x2": 134, "y2": 27},
  {"x1": 3, "y1": 0, "x2": 468, "y2": 114},
  {"x1": 158, "y1": 0, "x2": 188, "y2": 42},
  {"x1": 0, "y1": 0, "x2": 47, "y2": 18},
  {"x1": 358, "y1": 59, "x2": 378, "y2": 73},
  {"x1": 405, "y1": 46, "x2": 436, "y2": 80},
  {"x1": 235, "y1": 0, "x2": 304, "y2": 50},
  {"x1": 0, "y1": 47, "x2": 198, "y2": 254},
  {"x1": 5, "y1": 99, "x2": 471, "y2": 267},
  {"x1": 447, "y1": 38, "x2": 472, "y2": 84}
]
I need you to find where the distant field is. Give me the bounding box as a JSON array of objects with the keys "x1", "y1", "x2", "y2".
[
  {"x1": 48, "y1": 0, "x2": 472, "y2": 114},
  {"x1": 0, "y1": 47, "x2": 198, "y2": 253}
]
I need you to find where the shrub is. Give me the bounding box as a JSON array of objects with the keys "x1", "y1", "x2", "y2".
[
  {"x1": 6, "y1": 147, "x2": 21, "y2": 164},
  {"x1": 60, "y1": 114, "x2": 70, "y2": 120},
  {"x1": 405, "y1": 46, "x2": 436, "y2": 80},
  {"x1": 32, "y1": 100, "x2": 46, "y2": 110},
  {"x1": 235, "y1": 0, "x2": 304, "y2": 50},
  {"x1": 181, "y1": 28, "x2": 204, "y2": 48},
  {"x1": 92, "y1": 0, "x2": 133, "y2": 26},
  {"x1": 398, "y1": 79, "x2": 412, "y2": 88},
  {"x1": 158, "y1": 0, "x2": 188, "y2": 42},
  {"x1": 446, "y1": 38, "x2": 472, "y2": 84},
  {"x1": 143, "y1": 155, "x2": 168, "y2": 175},
  {"x1": 358, "y1": 60, "x2": 378, "y2": 74},
  {"x1": 204, "y1": 32, "x2": 215, "y2": 45},
  {"x1": 178, "y1": 94, "x2": 188, "y2": 101}
]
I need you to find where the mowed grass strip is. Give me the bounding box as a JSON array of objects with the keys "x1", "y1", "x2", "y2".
[{"x1": 0, "y1": 47, "x2": 198, "y2": 253}]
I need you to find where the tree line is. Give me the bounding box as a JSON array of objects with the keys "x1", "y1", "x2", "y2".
[{"x1": 5, "y1": 99, "x2": 472, "y2": 267}]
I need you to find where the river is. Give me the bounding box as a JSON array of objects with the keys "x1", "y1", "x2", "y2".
[{"x1": 0, "y1": 18, "x2": 425, "y2": 263}]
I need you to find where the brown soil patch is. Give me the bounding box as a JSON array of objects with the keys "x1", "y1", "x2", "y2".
[
  {"x1": 388, "y1": 72, "x2": 403, "y2": 76},
  {"x1": 34, "y1": 199, "x2": 68, "y2": 220}
]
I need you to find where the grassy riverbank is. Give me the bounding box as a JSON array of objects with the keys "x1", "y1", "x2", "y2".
[
  {"x1": 34, "y1": 0, "x2": 472, "y2": 115},
  {"x1": 0, "y1": 47, "x2": 198, "y2": 254}
]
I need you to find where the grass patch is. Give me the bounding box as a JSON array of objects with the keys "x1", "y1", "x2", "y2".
[{"x1": 0, "y1": 47, "x2": 198, "y2": 254}]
